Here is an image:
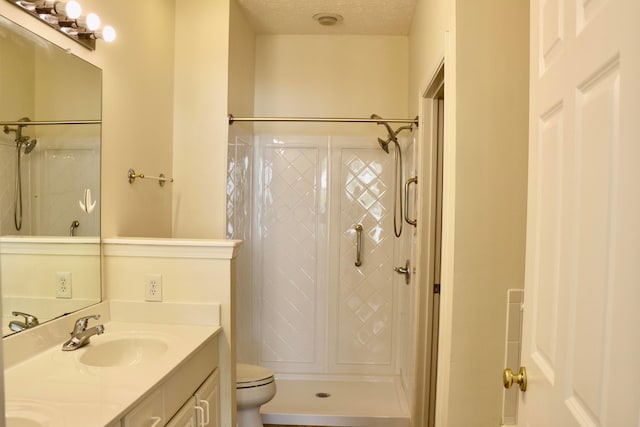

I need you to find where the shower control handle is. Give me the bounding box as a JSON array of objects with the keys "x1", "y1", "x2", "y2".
[
  {"x1": 354, "y1": 224, "x2": 363, "y2": 267},
  {"x1": 394, "y1": 260, "x2": 411, "y2": 285}
]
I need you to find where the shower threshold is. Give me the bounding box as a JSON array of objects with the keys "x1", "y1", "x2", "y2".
[{"x1": 261, "y1": 374, "x2": 410, "y2": 427}]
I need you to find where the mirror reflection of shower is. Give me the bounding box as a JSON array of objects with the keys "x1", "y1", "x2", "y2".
[
  {"x1": 3, "y1": 117, "x2": 38, "y2": 231},
  {"x1": 371, "y1": 114, "x2": 415, "y2": 238}
]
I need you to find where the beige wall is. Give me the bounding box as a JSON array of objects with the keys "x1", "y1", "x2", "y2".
[
  {"x1": 94, "y1": 0, "x2": 176, "y2": 238},
  {"x1": 228, "y1": 0, "x2": 256, "y2": 120},
  {"x1": 449, "y1": 1, "x2": 529, "y2": 424},
  {"x1": 171, "y1": 0, "x2": 231, "y2": 239},
  {"x1": 410, "y1": 0, "x2": 529, "y2": 425},
  {"x1": 254, "y1": 35, "x2": 408, "y2": 136},
  {"x1": 0, "y1": 35, "x2": 35, "y2": 122},
  {"x1": 408, "y1": 0, "x2": 452, "y2": 117}
]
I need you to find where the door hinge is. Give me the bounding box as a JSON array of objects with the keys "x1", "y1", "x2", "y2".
[{"x1": 434, "y1": 283, "x2": 441, "y2": 294}]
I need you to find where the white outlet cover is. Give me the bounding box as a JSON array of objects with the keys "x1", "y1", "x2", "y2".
[
  {"x1": 145, "y1": 274, "x2": 163, "y2": 302},
  {"x1": 56, "y1": 272, "x2": 72, "y2": 298}
]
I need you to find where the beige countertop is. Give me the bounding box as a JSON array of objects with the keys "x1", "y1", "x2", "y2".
[{"x1": 4, "y1": 321, "x2": 221, "y2": 426}]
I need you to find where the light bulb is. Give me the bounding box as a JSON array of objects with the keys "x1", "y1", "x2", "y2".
[
  {"x1": 64, "y1": 1, "x2": 81, "y2": 19},
  {"x1": 100, "y1": 25, "x2": 116, "y2": 42},
  {"x1": 85, "y1": 13, "x2": 100, "y2": 30}
]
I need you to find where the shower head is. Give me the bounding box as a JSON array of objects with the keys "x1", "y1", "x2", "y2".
[
  {"x1": 371, "y1": 114, "x2": 398, "y2": 153},
  {"x1": 377, "y1": 137, "x2": 392, "y2": 153},
  {"x1": 22, "y1": 138, "x2": 37, "y2": 154},
  {"x1": 4, "y1": 118, "x2": 36, "y2": 154}
]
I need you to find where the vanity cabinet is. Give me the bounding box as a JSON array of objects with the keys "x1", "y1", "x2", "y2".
[
  {"x1": 120, "y1": 335, "x2": 218, "y2": 427},
  {"x1": 166, "y1": 396, "x2": 197, "y2": 427},
  {"x1": 122, "y1": 387, "x2": 164, "y2": 426},
  {"x1": 167, "y1": 369, "x2": 219, "y2": 427}
]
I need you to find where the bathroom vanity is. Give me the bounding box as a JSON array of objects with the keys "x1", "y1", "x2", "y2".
[{"x1": 4, "y1": 317, "x2": 221, "y2": 426}]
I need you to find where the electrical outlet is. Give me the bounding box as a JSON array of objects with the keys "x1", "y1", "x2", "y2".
[
  {"x1": 145, "y1": 274, "x2": 162, "y2": 302},
  {"x1": 56, "y1": 272, "x2": 72, "y2": 298}
]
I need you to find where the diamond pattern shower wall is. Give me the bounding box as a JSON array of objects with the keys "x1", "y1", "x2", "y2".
[
  {"x1": 336, "y1": 149, "x2": 394, "y2": 367},
  {"x1": 253, "y1": 136, "x2": 401, "y2": 375},
  {"x1": 259, "y1": 144, "x2": 321, "y2": 366}
]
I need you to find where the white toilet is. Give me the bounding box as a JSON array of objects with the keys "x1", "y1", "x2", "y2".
[{"x1": 236, "y1": 363, "x2": 276, "y2": 427}]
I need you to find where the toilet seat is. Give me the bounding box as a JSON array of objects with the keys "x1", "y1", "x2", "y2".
[{"x1": 237, "y1": 363, "x2": 275, "y2": 389}]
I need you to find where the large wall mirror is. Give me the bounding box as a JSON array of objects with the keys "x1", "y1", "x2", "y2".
[{"x1": 0, "y1": 15, "x2": 101, "y2": 336}]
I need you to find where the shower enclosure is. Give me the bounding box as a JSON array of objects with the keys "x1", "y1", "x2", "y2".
[{"x1": 227, "y1": 118, "x2": 418, "y2": 425}]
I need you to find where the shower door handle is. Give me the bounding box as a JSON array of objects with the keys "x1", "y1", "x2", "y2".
[
  {"x1": 355, "y1": 224, "x2": 363, "y2": 267},
  {"x1": 404, "y1": 176, "x2": 418, "y2": 227}
]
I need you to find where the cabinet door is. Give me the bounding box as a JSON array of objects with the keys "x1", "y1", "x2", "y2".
[
  {"x1": 166, "y1": 396, "x2": 197, "y2": 427},
  {"x1": 195, "y1": 369, "x2": 219, "y2": 427},
  {"x1": 122, "y1": 387, "x2": 164, "y2": 427}
]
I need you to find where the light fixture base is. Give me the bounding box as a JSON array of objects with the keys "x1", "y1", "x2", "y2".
[
  {"x1": 312, "y1": 13, "x2": 344, "y2": 26},
  {"x1": 7, "y1": 0, "x2": 96, "y2": 50}
]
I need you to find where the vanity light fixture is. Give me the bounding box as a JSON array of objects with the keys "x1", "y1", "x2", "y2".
[{"x1": 7, "y1": 0, "x2": 117, "y2": 50}]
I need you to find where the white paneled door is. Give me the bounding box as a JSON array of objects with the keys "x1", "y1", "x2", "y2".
[{"x1": 520, "y1": 0, "x2": 640, "y2": 425}]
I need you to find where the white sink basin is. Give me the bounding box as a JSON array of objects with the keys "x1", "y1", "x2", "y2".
[{"x1": 79, "y1": 337, "x2": 169, "y2": 367}]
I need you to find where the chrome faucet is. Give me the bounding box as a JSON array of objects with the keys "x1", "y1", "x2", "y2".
[
  {"x1": 9, "y1": 311, "x2": 39, "y2": 332},
  {"x1": 62, "y1": 314, "x2": 104, "y2": 351}
]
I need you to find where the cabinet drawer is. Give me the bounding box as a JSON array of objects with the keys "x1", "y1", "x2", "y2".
[{"x1": 122, "y1": 387, "x2": 164, "y2": 427}]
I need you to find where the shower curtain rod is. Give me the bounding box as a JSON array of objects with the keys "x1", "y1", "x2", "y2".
[
  {"x1": 0, "y1": 120, "x2": 101, "y2": 126},
  {"x1": 228, "y1": 114, "x2": 419, "y2": 126}
]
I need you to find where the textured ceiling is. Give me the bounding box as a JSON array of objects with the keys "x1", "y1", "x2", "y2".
[{"x1": 235, "y1": 0, "x2": 417, "y2": 35}]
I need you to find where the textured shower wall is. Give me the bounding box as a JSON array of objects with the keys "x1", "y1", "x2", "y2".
[
  {"x1": 330, "y1": 139, "x2": 396, "y2": 374},
  {"x1": 228, "y1": 132, "x2": 417, "y2": 377},
  {"x1": 246, "y1": 135, "x2": 411, "y2": 376},
  {"x1": 256, "y1": 136, "x2": 327, "y2": 372}
]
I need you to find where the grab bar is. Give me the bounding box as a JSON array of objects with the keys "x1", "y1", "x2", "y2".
[
  {"x1": 404, "y1": 176, "x2": 418, "y2": 227},
  {"x1": 355, "y1": 224, "x2": 363, "y2": 267}
]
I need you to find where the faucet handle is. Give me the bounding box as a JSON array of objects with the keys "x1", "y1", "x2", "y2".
[
  {"x1": 72, "y1": 314, "x2": 100, "y2": 334},
  {"x1": 11, "y1": 311, "x2": 39, "y2": 327}
]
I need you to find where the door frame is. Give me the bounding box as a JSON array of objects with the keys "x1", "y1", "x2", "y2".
[{"x1": 412, "y1": 58, "x2": 447, "y2": 427}]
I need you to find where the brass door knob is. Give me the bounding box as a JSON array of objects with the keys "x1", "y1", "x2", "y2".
[{"x1": 503, "y1": 366, "x2": 527, "y2": 391}]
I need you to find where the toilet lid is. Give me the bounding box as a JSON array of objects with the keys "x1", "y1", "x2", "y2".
[{"x1": 236, "y1": 363, "x2": 275, "y2": 388}]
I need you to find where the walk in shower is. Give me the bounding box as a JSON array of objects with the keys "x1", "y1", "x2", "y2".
[{"x1": 227, "y1": 116, "x2": 419, "y2": 426}]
